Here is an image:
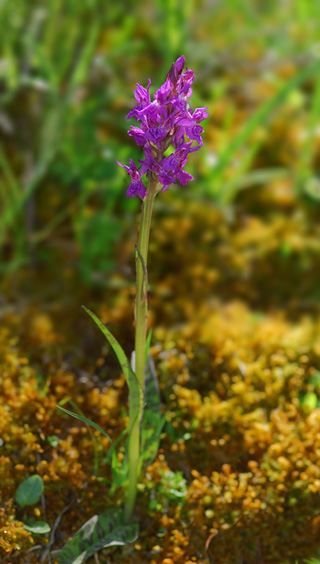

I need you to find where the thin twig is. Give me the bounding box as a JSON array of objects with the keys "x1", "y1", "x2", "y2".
[
  {"x1": 26, "y1": 544, "x2": 43, "y2": 554},
  {"x1": 25, "y1": 544, "x2": 43, "y2": 564},
  {"x1": 39, "y1": 495, "x2": 75, "y2": 562}
]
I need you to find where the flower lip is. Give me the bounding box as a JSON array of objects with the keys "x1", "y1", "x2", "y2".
[{"x1": 127, "y1": 179, "x2": 147, "y2": 199}]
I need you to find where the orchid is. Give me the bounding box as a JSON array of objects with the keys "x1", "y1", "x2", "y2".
[
  {"x1": 58, "y1": 57, "x2": 207, "y2": 564},
  {"x1": 118, "y1": 56, "x2": 207, "y2": 525},
  {"x1": 118, "y1": 55, "x2": 208, "y2": 197}
]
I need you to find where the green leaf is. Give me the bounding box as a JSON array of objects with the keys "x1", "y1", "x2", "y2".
[
  {"x1": 14, "y1": 475, "x2": 44, "y2": 508},
  {"x1": 103, "y1": 426, "x2": 128, "y2": 465},
  {"x1": 140, "y1": 416, "x2": 166, "y2": 472},
  {"x1": 23, "y1": 519, "x2": 51, "y2": 534},
  {"x1": 111, "y1": 448, "x2": 128, "y2": 492},
  {"x1": 58, "y1": 507, "x2": 139, "y2": 564},
  {"x1": 82, "y1": 307, "x2": 141, "y2": 468},
  {"x1": 82, "y1": 307, "x2": 140, "y2": 396},
  {"x1": 145, "y1": 329, "x2": 153, "y2": 361},
  {"x1": 139, "y1": 354, "x2": 164, "y2": 472},
  {"x1": 56, "y1": 406, "x2": 112, "y2": 443}
]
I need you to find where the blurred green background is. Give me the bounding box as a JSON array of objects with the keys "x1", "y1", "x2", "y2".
[{"x1": 1, "y1": 0, "x2": 320, "y2": 290}]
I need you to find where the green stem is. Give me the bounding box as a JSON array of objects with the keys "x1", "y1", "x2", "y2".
[{"x1": 124, "y1": 179, "x2": 158, "y2": 523}]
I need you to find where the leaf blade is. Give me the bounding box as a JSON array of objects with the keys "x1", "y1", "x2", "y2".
[
  {"x1": 81, "y1": 307, "x2": 142, "y2": 488},
  {"x1": 14, "y1": 475, "x2": 44, "y2": 508},
  {"x1": 58, "y1": 507, "x2": 139, "y2": 564},
  {"x1": 56, "y1": 406, "x2": 112, "y2": 442},
  {"x1": 23, "y1": 520, "x2": 51, "y2": 534},
  {"x1": 82, "y1": 306, "x2": 140, "y2": 394},
  {"x1": 82, "y1": 306, "x2": 141, "y2": 443},
  {"x1": 139, "y1": 354, "x2": 164, "y2": 472}
]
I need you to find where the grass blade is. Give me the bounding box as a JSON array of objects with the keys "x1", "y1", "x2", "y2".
[
  {"x1": 82, "y1": 307, "x2": 142, "y2": 480},
  {"x1": 56, "y1": 405, "x2": 112, "y2": 443},
  {"x1": 82, "y1": 306, "x2": 140, "y2": 395},
  {"x1": 211, "y1": 59, "x2": 320, "y2": 196}
]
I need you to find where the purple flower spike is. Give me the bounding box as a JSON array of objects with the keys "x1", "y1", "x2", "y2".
[{"x1": 117, "y1": 56, "x2": 207, "y2": 198}]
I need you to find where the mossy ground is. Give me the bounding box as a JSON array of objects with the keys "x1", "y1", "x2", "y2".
[{"x1": 2, "y1": 189, "x2": 320, "y2": 563}]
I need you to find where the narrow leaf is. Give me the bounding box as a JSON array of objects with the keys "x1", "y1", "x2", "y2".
[
  {"x1": 56, "y1": 406, "x2": 112, "y2": 442},
  {"x1": 58, "y1": 507, "x2": 139, "y2": 564},
  {"x1": 143, "y1": 354, "x2": 161, "y2": 417},
  {"x1": 103, "y1": 426, "x2": 128, "y2": 465},
  {"x1": 82, "y1": 306, "x2": 140, "y2": 395},
  {"x1": 139, "y1": 354, "x2": 164, "y2": 472},
  {"x1": 140, "y1": 415, "x2": 166, "y2": 472},
  {"x1": 145, "y1": 329, "x2": 153, "y2": 361},
  {"x1": 15, "y1": 475, "x2": 44, "y2": 508},
  {"x1": 82, "y1": 307, "x2": 141, "y2": 444},
  {"x1": 111, "y1": 448, "x2": 128, "y2": 492},
  {"x1": 61, "y1": 399, "x2": 101, "y2": 475}
]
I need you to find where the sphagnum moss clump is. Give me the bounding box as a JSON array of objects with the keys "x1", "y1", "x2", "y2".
[
  {"x1": 152, "y1": 302, "x2": 320, "y2": 563},
  {"x1": 0, "y1": 313, "x2": 127, "y2": 561}
]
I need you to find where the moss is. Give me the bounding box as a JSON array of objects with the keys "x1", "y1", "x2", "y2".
[{"x1": 3, "y1": 197, "x2": 320, "y2": 563}]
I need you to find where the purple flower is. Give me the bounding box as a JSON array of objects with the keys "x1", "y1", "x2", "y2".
[
  {"x1": 174, "y1": 107, "x2": 209, "y2": 147},
  {"x1": 127, "y1": 126, "x2": 146, "y2": 146},
  {"x1": 126, "y1": 79, "x2": 152, "y2": 120},
  {"x1": 144, "y1": 125, "x2": 169, "y2": 147},
  {"x1": 117, "y1": 159, "x2": 147, "y2": 199},
  {"x1": 117, "y1": 56, "x2": 207, "y2": 198},
  {"x1": 139, "y1": 146, "x2": 175, "y2": 187},
  {"x1": 138, "y1": 145, "x2": 162, "y2": 176},
  {"x1": 161, "y1": 143, "x2": 194, "y2": 188},
  {"x1": 154, "y1": 79, "x2": 172, "y2": 106}
]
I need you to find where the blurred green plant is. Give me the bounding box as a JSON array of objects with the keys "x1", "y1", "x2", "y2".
[
  {"x1": 157, "y1": 469, "x2": 187, "y2": 505},
  {"x1": 0, "y1": 0, "x2": 141, "y2": 279},
  {"x1": 0, "y1": 0, "x2": 108, "y2": 272},
  {"x1": 201, "y1": 59, "x2": 320, "y2": 204},
  {"x1": 14, "y1": 474, "x2": 51, "y2": 535},
  {"x1": 14, "y1": 474, "x2": 44, "y2": 507}
]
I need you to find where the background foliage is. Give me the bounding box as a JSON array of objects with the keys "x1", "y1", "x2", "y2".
[{"x1": 1, "y1": 0, "x2": 320, "y2": 285}]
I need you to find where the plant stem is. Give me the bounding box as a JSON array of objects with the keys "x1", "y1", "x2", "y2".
[{"x1": 124, "y1": 178, "x2": 158, "y2": 523}]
